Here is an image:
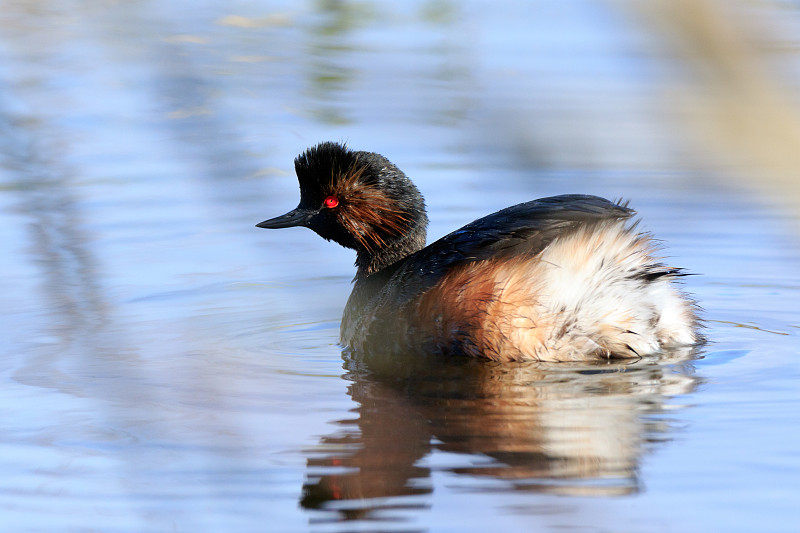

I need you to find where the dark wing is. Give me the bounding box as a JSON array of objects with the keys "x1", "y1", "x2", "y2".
[{"x1": 361, "y1": 194, "x2": 634, "y2": 312}]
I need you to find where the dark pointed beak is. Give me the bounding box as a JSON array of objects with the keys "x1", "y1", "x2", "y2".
[{"x1": 256, "y1": 207, "x2": 317, "y2": 229}]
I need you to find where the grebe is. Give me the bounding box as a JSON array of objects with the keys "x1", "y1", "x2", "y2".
[{"x1": 257, "y1": 142, "x2": 700, "y2": 362}]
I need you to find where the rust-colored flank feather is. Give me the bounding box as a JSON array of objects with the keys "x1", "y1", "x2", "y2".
[
  {"x1": 388, "y1": 221, "x2": 698, "y2": 362},
  {"x1": 257, "y1": 142, "x2": 702, "y2": 362}
]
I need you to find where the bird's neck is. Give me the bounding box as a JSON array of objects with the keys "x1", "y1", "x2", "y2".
[{"x1": 355, "y1": 226, "x2": 427, "y2": 278}]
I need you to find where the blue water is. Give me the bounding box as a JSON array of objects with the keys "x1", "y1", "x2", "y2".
[{"x1": 1, "y1": 1, "x2": 799, "y2": 532}]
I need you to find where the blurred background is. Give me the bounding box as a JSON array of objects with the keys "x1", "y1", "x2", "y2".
[{"x1": 1, "y1": 1, "x2": 799, "y2": 532}]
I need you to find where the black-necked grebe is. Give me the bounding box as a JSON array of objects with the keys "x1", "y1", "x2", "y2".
[{"x1": 257, "y1": 142, "x2": 701, "y2": 362}]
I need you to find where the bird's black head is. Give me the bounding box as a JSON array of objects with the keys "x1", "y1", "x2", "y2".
[{"x1": 257, "y1": 142, "x2": 428, "y2": 275}]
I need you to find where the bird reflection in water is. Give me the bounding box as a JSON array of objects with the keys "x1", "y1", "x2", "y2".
[{"x1": 300, "y1": 346, "x2": 703, "y2": 523}]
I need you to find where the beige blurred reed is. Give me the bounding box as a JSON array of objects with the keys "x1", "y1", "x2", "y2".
[{"x1": 625, "y1": 0, "x2": 800, "y2": 219}]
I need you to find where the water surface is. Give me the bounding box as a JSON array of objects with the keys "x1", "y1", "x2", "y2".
[{"x1": 1, "y1": 1, "x2": 799, "y2": 532}]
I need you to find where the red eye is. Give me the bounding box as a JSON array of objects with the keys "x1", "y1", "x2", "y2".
[{"x1": 324, "y1": 196, "x2": 339, "y2": 208}]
